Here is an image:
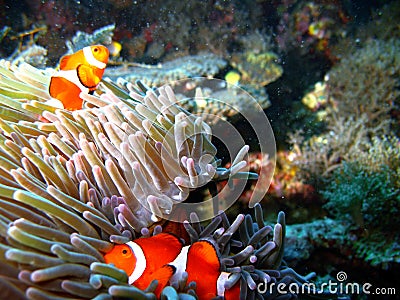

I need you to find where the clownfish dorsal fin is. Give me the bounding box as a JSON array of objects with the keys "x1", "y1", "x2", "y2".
[
  {"x1": 59, "y1": 54, "x2": 73, "y2": 70},
  {"x1": 136, "y1": 233, "x2": 184, "y2": 252}
]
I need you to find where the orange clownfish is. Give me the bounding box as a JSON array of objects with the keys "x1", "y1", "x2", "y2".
[
  {"x1": 49, "y1": 45, "x2": 109, "y2": 110},
  {"x1": 103, "y1": 233, "x2": 240, "y2": 299}
]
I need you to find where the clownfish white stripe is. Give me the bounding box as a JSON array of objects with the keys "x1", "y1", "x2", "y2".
[
  {"x1": 83, "y1": 46, "x2": 107, "y2": 69},
  {"x1": 217, "y1": 271, "x2": 231, "y2": 297},
  {"x1": 126, "y1": 241, "x2": 147, "y2": 284},
  {"x1": 169, "y1": 245, "x2": 190, "y2": 284},
  {"x1": 54, "y1": 69, "x2": 90, "y2": 94}
]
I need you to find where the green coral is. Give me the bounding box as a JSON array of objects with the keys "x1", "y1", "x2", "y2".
[
  {"x1": 318, "y1": 133, "x2": 400, "y2": 269},
  {"x1": 322, "y1": 162, "x2": 400, "y2": 229},
  {"x1": 354, "y1": 232, "x2": 400, "y2": 269},
  {"x1": 321, "y1": 154, "x2": 400, "y2": 268},
  {"x1": 321, "y1": 135, "x2": 400, "y2": 229}
]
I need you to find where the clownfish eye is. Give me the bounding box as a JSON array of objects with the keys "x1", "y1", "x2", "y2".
[
  {"x1": 93, "y1": 47, "x2": 99, "y2": 52},
  {"x1": 121, "y1": 246, "x2": 131, "y2": 257}
]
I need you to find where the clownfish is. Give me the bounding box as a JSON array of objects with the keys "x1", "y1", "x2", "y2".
[
  {"x1": 49, "y1": 45, "x2": 109, "y2": 110},
  {"x1": 103, "y1": 233, "x2": 240, "y2": 299}
]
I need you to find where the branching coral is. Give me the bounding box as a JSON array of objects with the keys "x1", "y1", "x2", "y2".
[
  {"x1": 289, "y1": 37, "x2": 399, "y2": 189},
  {"x1": 326, "y1": 38, "x2": 399, "y2": 131},
  {"x1": 288, "y1": 114, "x2": 374, "y2": 181}
]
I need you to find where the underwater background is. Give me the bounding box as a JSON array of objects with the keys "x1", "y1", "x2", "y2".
[{"x1": 0, "y1": 0, "x2": 399, "y2": 299}]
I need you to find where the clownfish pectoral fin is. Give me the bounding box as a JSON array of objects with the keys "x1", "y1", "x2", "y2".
[
  {"x1": 49, "y1": 77, "x2": 83, "y2": 110},
  {"x1": 186, "y1": 240, "x2": 221, "y2": 299},
  {"x1": 150, "y1": 264, "x2": 176, "y2": 296},
  {"x1": 77, "y1": 64, "x2": 101, "y2": 89}
]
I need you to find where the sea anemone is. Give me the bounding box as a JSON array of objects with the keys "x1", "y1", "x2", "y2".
[
  {"x1": 0, "y1": 59, "x2": 254, "y2": 226},
  {"x1": 0, "y1": 59, "x2": 313, "y2": 299}
]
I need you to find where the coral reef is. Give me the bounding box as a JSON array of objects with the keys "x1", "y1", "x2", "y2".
[
  {"x1": 326, "y1": 38, "x2": 400, "y2": 131},
  {"x1": 285, "y1": 34, "x2": 400, "y2": 274},
  {"x1": 290, "y1": 37, "x2": 400, "y2": 182},
  {"x1": 65, "y1": 24, "x2": 115, "y2": 54},
  {"x1": 273, "y1": 7, "x2": 400, "y2": 279},
  {"x1": 230, "y1": 51, "x2": 283, "y2": 88},
  {"x1": 320, "y1": 134, "x2": 400, "y2": 269},
  {"x1": 104, "y1": 53, "x2": 227, "y2": 88},
  {"x1": 275, "y1": 0, "x2": 349, "y2": 60}
]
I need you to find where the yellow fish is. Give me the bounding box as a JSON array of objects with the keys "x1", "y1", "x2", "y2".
[
  {"x1": 225, "y1": 70, "x2": 241, "y2": 86},
  {"x1": 107, "y1": 41, "x2": 122, "y2": 57}
]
